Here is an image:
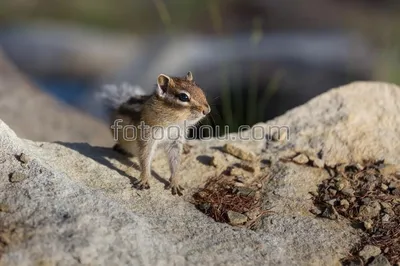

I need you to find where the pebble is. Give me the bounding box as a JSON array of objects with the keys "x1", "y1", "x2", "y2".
[
  {"x1": 292, "y1": 154, "x2": 309, "y2": 165},
  {"x1": 359, "y1": 201, "x2": 381, "y2": 219},
  {"x1": 233, "y1": 187, "x2": 256, "y2": 197},
  {"x1": 381, "y1": 214, "x2": 390, "y2": 222},
  {"x1": 388, "y1": 182, "x2": 397, "y2": 189},
  {"x1": 18, "y1": 153, "x2": 30, "y2": 164},
  {"x1": 210, "y1": 152, "x2": 225, "y2": 168},
  {"x1": 365, "y1": 174, "x2": 377, "y2": 183},
  {"x1": 380, "y1": 184, "x2": 388, "y2": 191},
  {"x1": 335, "y1": 179, "x2": 348, "y2": 191},
  {"x1": 230, "y1": 168, "x2": 244, "y2": 177},
  {"x1": 223, "y1": 144, "x2": 256, "y2": 161},
  {"x1": 310, "y1": 207, "x2": 322, "y2": 216},
  {"x1": 363, "y1": 219, "x2": 373, "y2": 230},
  {"x1": 328, "y1": 188, "x2": 337, "y2": 196},
  {"x1": 312, "y1": 158, "x2": 325, "y2": 168},
  {"x1": 361, "y1": 197, "x2": 371, "y2": 205},
  {"x1": 340, "y1": 199, "x2": 350, "y2": 207},
  {"x1": 359, "y1": 245, "x2": 381, "y2": 261},
  {"x1": 321, "y1": 206, "x2": 338, "y2": 220},
  {"x1": 9, "y1": 172, "x2": 28, "y2": 183},
  {"x1": 227, "y1": 211, "x2": 248, "y2": 226},
  {"x1": 368, "y1": 254, "x2": 391, "y2": 266},
  {"x1": 239, "y1": 161, "x2": 260, "y2": 174},
  {"x1": 392, "y1": 188, "x2": 400, "y2": 196},
  {"x1": 341, "y1": 188, "x2": 355, "y2": 197}
]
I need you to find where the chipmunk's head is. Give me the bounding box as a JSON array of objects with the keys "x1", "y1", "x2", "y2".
[{"x1": 155, "y1": 71, "x2": 211, "y2": 126}]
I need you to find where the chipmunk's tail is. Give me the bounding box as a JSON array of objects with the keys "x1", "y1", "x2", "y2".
[{"x1": 96, "y1": 83, "x2": 147, "y2": 112}]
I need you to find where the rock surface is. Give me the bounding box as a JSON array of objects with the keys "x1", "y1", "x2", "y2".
[{"x1": 1, "y1": 81, "x2": 400, "y2": 265}]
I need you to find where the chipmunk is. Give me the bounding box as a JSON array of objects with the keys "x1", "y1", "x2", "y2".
[{"x1": 98, "y1": 72, "x2": 210, "y2": 195}]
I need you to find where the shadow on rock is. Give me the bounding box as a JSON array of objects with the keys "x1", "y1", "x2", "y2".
[{"x1": 55, "y1": 142, "x2": 169, "y2": 187}]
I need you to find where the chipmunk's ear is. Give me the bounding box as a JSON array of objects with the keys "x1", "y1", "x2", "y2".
[
  {"x1": 186, "y1": 71, "x2": 193, "y2": 81},
  {"x1": 157, "y1": 74, "x2": 173, "y2": 97}
]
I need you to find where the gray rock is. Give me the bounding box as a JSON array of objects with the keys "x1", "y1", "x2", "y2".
[
  {"x1": 381, "y1": 214, "x2": 390, "y2": 222},
  {"x1": 321, "y1": 206, "x2": 339, "y2": 220},
  {"x1": 368, "y1": 254, "x2": 391, "y2": 266},
  {"x1": 292, "y1": 154, "x2": 309, "y2": 164},
  {"x1": 227, "y1": 211, "x2": 248, "y2": 225},
  {"x1": 9, "y1": 171, "x2": 28, "y2": 183},
  {"x1": 17, "y1": 153, "x2": 30, "y2": 164},
  {"x1": 341, "y1": 188, "x2": 355, "y2": 197},
  {"x1": 359, "y1": 245, "x2": 381, "y2": 261},
  {"x1": 3, "y1": 81, "x2": 400, "y2": 265}
]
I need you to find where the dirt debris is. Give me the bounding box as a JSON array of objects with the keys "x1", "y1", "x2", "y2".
[
  {"x1": 311, "y1": 160, "x2": 400, "y2": 265},
  {"x1": 192, "y1": 161, "x2": 270, "y2": 229}
]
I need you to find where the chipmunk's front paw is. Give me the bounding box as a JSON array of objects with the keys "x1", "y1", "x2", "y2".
[
  {"x1": 166, "y1": 183, "x2": 184, "y2": 196},
  {"x1": 135, "y1": 180, "x2": 150, "y2": 190}
]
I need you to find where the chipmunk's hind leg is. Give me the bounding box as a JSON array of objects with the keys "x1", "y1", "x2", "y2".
[
  {"x1": 135, "y1": 139, "x2": 157, "y2": 190},
  {"x1": 165, "y1": 140, "x2": 184, "y2": 196}
]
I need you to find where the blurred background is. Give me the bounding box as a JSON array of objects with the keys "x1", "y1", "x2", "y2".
[{"x1": 0, "y1": 0, "x2": 399, "y2": 141}]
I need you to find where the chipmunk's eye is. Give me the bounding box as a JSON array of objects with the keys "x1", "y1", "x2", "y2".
[{"x1": 177, "y1": 93, "x2": 190, "y2": 102}]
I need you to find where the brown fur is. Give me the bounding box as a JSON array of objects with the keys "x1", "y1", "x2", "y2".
[{"x1": 109, "y1": 72, "x2": 210, "y2": 195}]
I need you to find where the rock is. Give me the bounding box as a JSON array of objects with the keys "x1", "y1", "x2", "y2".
[
  {"x1": 388, "y1": 182, "x2": 397, "y2": 189},
  {"x1": 380, "y1": 184, "x2": 388, "y2": 191},
  {"x1": 359, "y1": 245, "x2": 381, "y2": 261},
  {"x1": 312, "y1": 158, "x2": 325, "y2": 168},
  {"x1": 341, "y1": 188, "x2": 355, "y2": 197},
  {"x1": 321, "y1": 206, "x2": 339, "y2": 220},
  {"x1": 381, "y1": 214, "x2": 390, "y2": 222},
  {"x1": 9, "y1": 171, "x2": 28, "y2": 183},
  {"x1": 335, "y1": 179, "x2": 349, "y2": 191},
  {"x1": 210, "y1": 152, "x2": 225, "y2": 168},
  {"x1": 223, "y1": 143, "x2": 257, "y2": 161},
  {"x1": 292, "y1": 154, "x2": 309, "y2": 164},
  {"x1": 238, "y1": 161, "x2": 260, "y2": 174},
  {"x1": 380, "y1": 202, "x2": 394, "y2": 215},
  {"x1": 359, "y1": 201, "x2": 381, "y2": 219},
  {"x1": 17, "y1": 153, "x2": 30, "y2": 164},
  {"x1": 363, "y1": 219, "x2": 374, "y2": 230},
  {"x1": 340, "y1": 199, "x2": 350, "y2": 208},
  {"x1": 368, "y1": 254, "x2": 391, "y2": 266},
  {"x1": 392, "y1": 188, "x2": 400, "y2": 196},
  {"x1": 227, "y1": 211, "x2": 248, "y2": 225},
  {"x1": 3, "y1": 81, "x2": 400, "y2": 265},
  {"x1": 233, "y1": 187, "x2": 256, "y2": 197},
  {"x1": 230, "y1": 168, "x2": 245, "y2": 177},
  {"x1": 328, "y1": 188, "x2": 337, "y2": 196}
]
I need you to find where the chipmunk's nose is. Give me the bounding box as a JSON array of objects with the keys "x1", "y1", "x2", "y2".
[{"x1": 202, "y1": 105, "x2": 211, "y2": 115}]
